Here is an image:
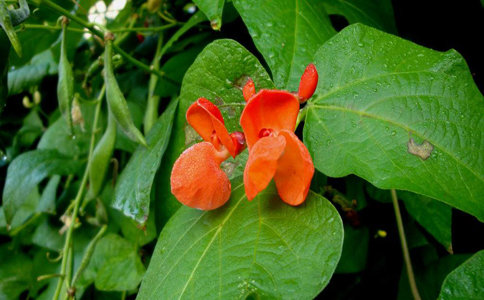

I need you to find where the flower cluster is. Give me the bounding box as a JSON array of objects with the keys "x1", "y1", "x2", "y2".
[{"x1": 171, "y1": 64, "x2": 318, "y2": 210}]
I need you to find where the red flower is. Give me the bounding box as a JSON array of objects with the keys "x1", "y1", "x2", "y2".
[
  {"x1": 240, "y1": 64, "x2": 318, "y2": 205},
  {"x1": 171, "y1": 98, "x2": 246, "y2": 210}
]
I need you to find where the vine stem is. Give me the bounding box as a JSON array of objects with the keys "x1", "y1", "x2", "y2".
[
  {"x1": 391, "y1": 189, "x2": 422, "y2": 300},
  {"x1": 30, "y1": 0, "x2": 179, "y2": 85},
  {"x1": 20, "y1": 24, "x2": 86, "y2": 33},
  {"x1": 52, "y1": 86, "x2": 105, "y2": 300}
]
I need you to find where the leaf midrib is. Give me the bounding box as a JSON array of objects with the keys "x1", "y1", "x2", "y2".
[
  {"x1": 147, "y1": 182, "x2": 245, "y2": 299},
  {"x1": 308, "y1": 104, "x2": 484, "y2": 188}
]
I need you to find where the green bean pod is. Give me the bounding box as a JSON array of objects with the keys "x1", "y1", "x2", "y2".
[
  {"x1": 89, "y1": 108, "x2": 117, "y2": 198},
  {"x1": 57, "y1": 17, "x2": 74, "y2": 135},
  {"x1": 104, "y1": 35, "x2": 147, "y2": 146}
]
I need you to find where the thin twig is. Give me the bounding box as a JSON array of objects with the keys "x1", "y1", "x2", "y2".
[
  {"x1": 52, "y1": 86, "x2": 105, "y2": 300},
  {"x1": 32, "y1": 0, "x2": 179, "y2": 85},
  {"x1": 391, "y1": 189, "x2": 422, "y2": 300}
]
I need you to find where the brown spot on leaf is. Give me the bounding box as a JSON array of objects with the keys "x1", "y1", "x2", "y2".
[
  {"x1": 233, "y1": 74, "x2": 250, "y2": 90},
  {"x1": 407, "y1": 137, "x2": 434, "y2": 160}
]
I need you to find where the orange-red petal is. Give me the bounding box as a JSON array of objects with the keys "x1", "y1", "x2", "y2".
[
  {"x1": 240, "y1": 90, "x2": 299, "y2": 150},
  {"x1": 274, "y1": 130, "x2": 314, "y2": 206},
  {"x1": 244, "y1": 135, "x2": 286, "y2": 201},
  {"x1": 171, "y1": 142, "x2": 231, "y2": 210},
  {"x1": 243, "y1": 78, "x2": 256, "y2": 102},
  {"x1": 186, "y1": 98, "x2": 237, "y2": 157},
  {"x1": 297, "y1": 63, "x2": 318, "y2": 103}
]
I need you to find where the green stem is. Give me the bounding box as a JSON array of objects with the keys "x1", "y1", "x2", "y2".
[
  {"x1": 110, "y1": 23, "x2": 177, "y2": 33},
  {"x1": 70, "y1": 224, "x2": 107, "y2": 298},
  {"x1": 33, "y1": 0, "x2": 179, "y2": 85},
  {"x1": 391, "y1": 189, "x2": 422, "y2": 300},
  {"x1": 37, "y1": 274, "x2": 64, "y2": 281},
  {"x1": 296, "y1": 105, "x2": 308, "y2": 128},
  {"x1": 9, "y1": 212, "x2": 42, "y2": 236},
  {"x1": 144, "y1": 33, "x2": 163, "y2": 134},
  {"x1": 21, "y1": 24, "x2": 85, "y2": 33},
  {"x1": 52, "y1": 86, "x2": 105, "y2": 300}
]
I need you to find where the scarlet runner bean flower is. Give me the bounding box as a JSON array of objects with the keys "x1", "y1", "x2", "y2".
[
  {"x1": 240, "y1": 64, "x2": 318, "y2": 205},
  {"x1": 171, "y1": 98, "x2": 246, "y2": 210}
]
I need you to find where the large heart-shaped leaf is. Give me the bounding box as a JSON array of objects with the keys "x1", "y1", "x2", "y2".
[
  {"x1": 233, "y1": 0, "x2": 336, "y2": 91},
  {"x1": 2, "y1": 149, "x2": 82, "y2": 224},
  {"x1": 438, "y1": 250, "x2": 484, "y2": 299},
  {"x1": 233, "y1": 0, "x2": 396, "y2": 91},
  {"x1": 137, "y1": 178, "x2": 343, "y2": 300},
  {"x1": 155, "y1": 39, "x2": 274, "y2": 226},
  {"x1": 112, "y1": 99, "x2": 178, "y2": 224},
  {"x1": 304, "y1": 24, "x2": 484, "y2": 221}
]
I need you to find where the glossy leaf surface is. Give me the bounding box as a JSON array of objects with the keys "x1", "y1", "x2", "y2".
[
  {"x1": 304, "y1": 24, "x2": 484, "y2": 221},
  {"x1": 137, "y1": 179, "x2": 343, "y2": 300},
  {"x1": 113, "y1": 99, "x2": 178, "y2": 224}
]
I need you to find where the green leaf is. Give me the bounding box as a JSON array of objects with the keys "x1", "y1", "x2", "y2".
[
  {"x1": 398, "y1": 254, "x2": 471, "y2": 300},
  {"x1": 400, "y1": 191, "x2": 452, "y2": 252},
  {"x1": 80, "y1": 234, "x2": 145, "y2": 292},
  {"x1": 193, "y1": 0, "x2": 224, "y2": 29},
  {"x1": 233, "y1": 0, "x2": 397, "y2": 89},
  {"x1": 5, "y1": 187, "x2": 39, "y2": 231},
  {"x1": 322, "y1": 0, "x2": 397, "y2": 33},
  {"x1": 32, "y1": 218, "x2": 64, "y2": 251},
  {"x1": 8, "y1": 49, "x2": 58, "y2": 96},
  {"x1": 233, "y1": 0, "x2": 336, "y2": 90},
  {"x1": 37, "y1": 175, "x2": 61, "y2": 214},
  {"x1": 113, "y1": 99, "x2": 177, "y2": 224},
  {"x1": 155, "y1": 45, "x2": 207, "y2": 98},
  {"x1": 101, "y1": 184, "x2": 156, "y2": 247},
  {"x1": 438, "y1": 250, "x2": 484, "y2": 300},
  {"x1": 155, "y1": 39, "x2": 275, "y2": 227},
  {"x1": 137, "y1": 179, "x2": 343, "y2": 300},
  {"x1": 2, "y1": 149, "x2": 82, "y2": 224},
  {"x1": 335, "y1": 223, "x2": 369, "y2": 273},
  {"x1": 0, "y1": 246, "x2": 33, "y2": 300},
  {"x1": 304, "y1": 24, "x2": 484, "y2": 221},
  {"x1": 38, "y1": 103, "x2": 100, "y2": 156}
]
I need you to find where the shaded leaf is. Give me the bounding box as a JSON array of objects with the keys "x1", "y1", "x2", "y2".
[
  {"x1": 400, "y1": 191, "x2": 452, "y2": 252},
  {"x1": 37, "y1": 175, "x2": 61, "y2": 214},
  {"x1": 8, "y1": 49, "x2": 58, "y2": 96},
  {"x1": 304, "y1": 24, "x2": 484, "y2": 221},
  {"x1": 398, "y1": 254, "x2": 471, "y2": 300},
  {"x1": 137, "y1": 179, "x2": 343, "y2": 300},
  {"x1": 2, "y1": 149, "x2": 82, "y2": 224},
  {"x1": 0, "y1": 246, "x2": 33, "y2": 300},
  {"x1": 322, "y1": 0, "x2": 397, "y2": 33},
  {"x1": 32, "y1": 219, "x2": 64, "y2": 251},
  {"x1": 38, "y1": 103, "x2": 100, "y2": 156},
  {"x1": 80, "y1": 234, "x2": 145, "y2": 292},
  {"x1": 336, "y1": 223, "x2": 369, "y2": 273}
]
